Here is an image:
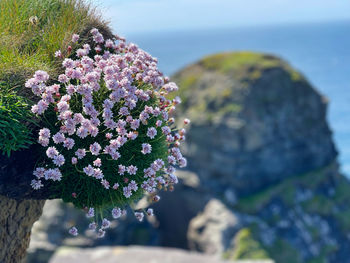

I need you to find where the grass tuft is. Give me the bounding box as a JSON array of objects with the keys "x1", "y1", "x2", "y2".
[{"x1": 0, "y1": 0, "x2": 112, "y2": 155}]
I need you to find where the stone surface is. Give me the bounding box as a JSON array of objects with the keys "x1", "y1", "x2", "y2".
[
  {"x1": 173, "y1": 52, "x2": 337, "y2": 196},
  {"x1": 49, "y1": 246, "x2": 274, "y2": 263},
  {"x1": 0, "y1": 195, "x2": 45, "y2": 263},
  {"x1": 188, "y1": 199, "x2": 241, "y2": 254}
]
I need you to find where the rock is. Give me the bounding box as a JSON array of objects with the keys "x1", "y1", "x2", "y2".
[
  {"x1": 173, "y1": 52, "x2": 337, "y2": 196},
  {"x1": 176, "y1": 52, "x2": 350, "y2": 263},
  {"x1": 0, "y1": 195, "x2": 44, "y2": 263},
  {"x1": 152, "y1": 170, "x2": 210, "y2": 248},
  {"x1": 188, "y1": 161, "x2": 350, "y2": 263},
  {"x1": 27, "y1": 199, "x2": 161, "y2": 262},
  {"x1": 188, "y1": 199, "x2": 241, "y2": 254},
  {"x1": 49, "y1": 245, "x2": 274, "y2": 263}
]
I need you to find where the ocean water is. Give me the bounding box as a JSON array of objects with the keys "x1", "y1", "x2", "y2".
[{"x1": 127, "y1": 21, "x2": 350, "y2": 175}]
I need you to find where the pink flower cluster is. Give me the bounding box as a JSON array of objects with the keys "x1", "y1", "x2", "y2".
[{"x1": 27, "y1": 28, "x2": 189, "y2": 238}]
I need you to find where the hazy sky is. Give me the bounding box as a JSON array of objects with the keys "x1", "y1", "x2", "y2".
[{"x1": 94, "y1": 0, "x2": 350, "y2": 35}]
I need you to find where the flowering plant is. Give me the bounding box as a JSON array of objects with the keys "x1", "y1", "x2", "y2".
[{"x1": 26, "y1": 28, "x2": 189, "y2": 237}]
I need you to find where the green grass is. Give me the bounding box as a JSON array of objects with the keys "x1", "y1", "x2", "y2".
[
  {"x1": 224, "y1": 227, "x2": 270, "y2": 260},
  {"x1": 0, "y1": 82, "x2": 36, "y2": 156},
  {"x1": 0, "y1": 0, "x2": 103, "y2": 78},
  {"x1": 199, "y1": 52, "x2": 303, "y2": 81},
  {"x1": 0, "y1": 0, "x2": 110, "y2": 155}
]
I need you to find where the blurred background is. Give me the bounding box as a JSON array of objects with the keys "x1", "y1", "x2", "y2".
[
  {"x1": 27, "y1": 1, "x2": 350, "y2": 262},
  {"x1": 103, "y1": 0, "x2": 350, "y2": 175}
]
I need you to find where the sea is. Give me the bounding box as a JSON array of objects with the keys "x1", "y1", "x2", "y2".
[{"x1": 127, "y1": 21, "x2": 350, "y2": 176}]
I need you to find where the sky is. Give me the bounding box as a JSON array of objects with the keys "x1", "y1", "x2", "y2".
[{"x1": 93, "y1": 0, "x2": 350, "y2": 35}]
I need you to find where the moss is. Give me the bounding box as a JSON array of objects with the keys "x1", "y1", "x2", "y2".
[
  {"x1": 267, "y1": 239, "x2": 303, "y2": 263},
  {"x1": 217, "y1": 103, "x2": 242, "y2": 116},
  {"x1": 198, "y1": 52, "x2": 304, "y2": 86},
  {"x1": 290, "y1": 70, "x2": 303, "y2": 82},
  {"x1": 224, "y1": 227, "x2": 270, "y2": 260},
  {"x1": 306, "y1": 244, "x2": 338, "y2": 263},
  {"x1": 235, "y1": 163, "x2": 336, "y2": 214},
  {"x1": 200, "y1": 52, "x2": 282, "y2": 74},
  {"x1": 178, "y1": 74, "x2": 199, "y2": 93},
  {"x1": 301, "y1": 195, "x2": 334, "y2": 216}
]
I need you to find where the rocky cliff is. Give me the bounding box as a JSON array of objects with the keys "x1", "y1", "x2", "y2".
[
  {"x1": 173, "y1": 52, "x2": 337, "y2": 196},
  {"x1": 173, "y1": 52, "x2": 350, "y2": 263},
  {"x1": 27, "y1": 52, "x2": 350, "y2": 263}
]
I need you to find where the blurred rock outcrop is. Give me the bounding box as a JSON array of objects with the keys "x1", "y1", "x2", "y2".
[
  {"x1": 173, "y1": 52, "x2": 337, "y2": 196},
  {"x1": 27, "y1": 52, "x2": 350, "y2": 263},
  {"x1": 49, "y1": 246, "x2": 274, "y2": 263}
]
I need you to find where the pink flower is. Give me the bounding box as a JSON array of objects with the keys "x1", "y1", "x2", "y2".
[
  {"x1": 88, "y1": 222, "x2": 97, "y2": 230},
  {"x1": 34, "y1": 70, "x2": 49, "y2": 82},
  {"x1": 146, "y1": 208, "x2": 154, "y2": 216},
  {"x1": 62, "y1": 58, "x2": 74, "y2": 68},
  {"x1": 53, "y1": 132, "x2": 65, "y2": 144},
  {"x1": 127, "y1": 165, "x2": 138, "y2": 175},
  {"x1": 39, "y1": 128, "x2": 51, "y2": 138},
  {"x1": 101, "y1": 218, "x2": 111, "y2": 229},
  {"x1": 134, "y1": 212, "x2": 144, "y2": 222},
  {"x1": 129, "y1": 180, "x2": 138, "y2": 191},
  {"x1": 93, "y1": 168, "x2": 104, "y2": 179},
  {"x1": 53, "y1": 154, "x2": 65, "y2": 167},
  {"x1": 44, "y1": 168, "x2": 62, "y2": 181},
  {"x1": 118, "y1": 165, "x2": 126, "y2": 175},
  {"x1": 83, "y1": 165, "x2": 94, "y2": 176},
  {"x1": 101, "y1": 179, "x2": 110, "y2": 189},
  {"x1": 69, "y1": 227, "x2": 78, "y2": 236},
  {"x1": 58, "y1": 74, "x2": 69, "y2": 83},
  {"x1": 97, "y1": 229, "x2": 105, "y2": 238},
  {"x1": 156, "y1": 120, "x2": 162, "y2": 127},
  {"x1": 75, "y1": 148, "x2": 86, "y2": 159},
  {"x1": 123, "y1": 186, "x2": 132, "y2": 198},
  {"x1": 130, "y1": 119, "x2": 140, "y2": 130},
  {"x1": 147, "y1": 127, "x2": 157, "y2": 139},
  {"x1": 71, "y1": 157, "x2": 78, "y2": 164},
  {"x1": 86, "y1": 207, "x2": 94, "y2": 218},
  {"x1": 90, "y1": 142, "x2": 101, "y2": 156},
  {"x1": 33, "y1": 167, "x2": 46, "y2": 179},
  {"x1": 112, "y1": 207, "x2": 122, "y2": 218},
  {"x1": 179, "y1": 157, "x2": 187, "y2": 168},
  {"x1": 105, "y1": 39, "x2": 114, "y2": 48},
  {"x1": 71, "y1": 34, "x2": 79, "y2": 43},
  {"x1": 55, "y1": 50, "x2": 62, "y2": 58},
  {"x1": 63, "y1": 138, "x2": 75, "y2": 150},
  {"x1": 141, "y1": 143, "x2": 152, "y2": 154},
  {"x1": 161, "y1": 126, "x2": 171, "y2": 135},
  {"x1": 93, "y1": 158, "x2": 102, "y2": 167},
  {"x1": 57, "y1": 100, "x2": 69, "y2": 112},
  {"x1": 31, "y1": 179, "x2": 43, "y2": 190},
  {"x1": 46, "y1": 147, "x2": 58, "y2": 158}
]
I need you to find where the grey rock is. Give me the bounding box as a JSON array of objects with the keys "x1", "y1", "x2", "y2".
[
  {"x1": 173, "y1": 52, "x2": 337, "y2": 196},
  {"x1": 188, "y1": 199, "x2": 241, "y2": 254},
  {"x1": 50, "y1": 246, "x2": 275, "y2": 263}
]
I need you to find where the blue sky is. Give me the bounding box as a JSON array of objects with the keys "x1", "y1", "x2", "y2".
[{"x1": 93, "y1": 0, "x2": 350, "y2": 35}]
